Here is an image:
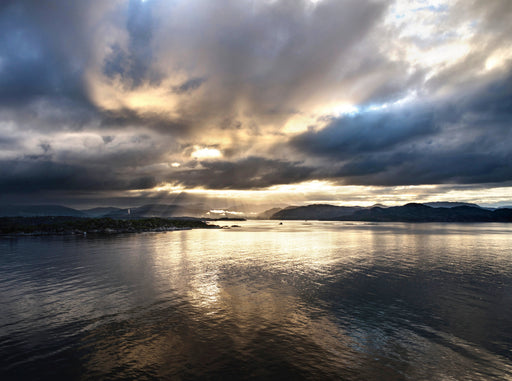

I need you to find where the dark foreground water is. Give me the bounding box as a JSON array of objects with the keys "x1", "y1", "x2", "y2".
[{"x1": 1, "y1": 221, "x2": 512, "y2": 380}]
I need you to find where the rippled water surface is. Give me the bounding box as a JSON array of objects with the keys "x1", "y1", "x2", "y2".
[{"x1": 2, "y1": 221, "x2": 512, "y2": 380}]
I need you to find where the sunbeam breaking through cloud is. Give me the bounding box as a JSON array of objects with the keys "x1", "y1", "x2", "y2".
[{"x1": 1, "y1": 0, "x2": 512, "y2": 208}]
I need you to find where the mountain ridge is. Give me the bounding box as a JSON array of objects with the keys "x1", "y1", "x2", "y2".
[
  {"x1": 2, "y1": 202, "x2": 512, "y2": 222},
  {"x1": 270, "y1": 203, "x2": 512, "y2": 222}
]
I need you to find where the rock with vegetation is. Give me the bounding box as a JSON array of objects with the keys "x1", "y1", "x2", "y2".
[{"x1": 0, "y1": 216, "x2": 218, "y2": 235}]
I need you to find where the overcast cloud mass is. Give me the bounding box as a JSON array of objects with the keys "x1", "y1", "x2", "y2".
[{"x1": 1, "y1": 0, "x2": 512, "y2": 207}]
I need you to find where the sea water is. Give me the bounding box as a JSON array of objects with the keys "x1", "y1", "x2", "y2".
[{"x1": 1, "y1": 221, "x2": 512, "y2": 380}]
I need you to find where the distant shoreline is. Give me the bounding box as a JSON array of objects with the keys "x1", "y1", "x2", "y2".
[{"x1": 0, "y1": 216, "x2": 219, "y2": 236}]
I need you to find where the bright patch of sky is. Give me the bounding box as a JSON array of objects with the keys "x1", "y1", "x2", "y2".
[
  {"x1": 191, "y1": 146, "x2": 222, "y2": 160},
  {"x1": 133, "y1": 180, "x2": 512, "y2": 208},
  {"x1": 384, "y1": 0, "x2": 475, "y2": 80}
]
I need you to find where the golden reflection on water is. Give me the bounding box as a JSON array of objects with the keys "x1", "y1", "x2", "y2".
[
  {"x1": 83, "y1": 223, "x2": 369, "y2": 376},
  {"x1": 157, "y1": 224, "x2": 366, "y2": 306},
  {"x1": 75, "y1": 221, "x2": 512, "y2": 379}
]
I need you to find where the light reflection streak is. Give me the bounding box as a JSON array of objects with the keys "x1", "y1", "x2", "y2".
[{"x1": 6, "y1": 222, "x2": 512, "y2": 378}]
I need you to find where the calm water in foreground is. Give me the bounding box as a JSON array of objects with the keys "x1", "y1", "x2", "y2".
[{"x1": 1, "y1": 221, "x2": 512, "y2": 380}]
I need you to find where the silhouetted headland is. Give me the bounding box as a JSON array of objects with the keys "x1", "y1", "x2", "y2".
[{"x1": 0, "y1": 217, "x2": 218, "y2": 236}]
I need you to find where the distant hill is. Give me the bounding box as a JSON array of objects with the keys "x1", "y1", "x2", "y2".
[
  {"x1": 81, "y1": 207, "x2": 123, "y2": 217},
  {"x1": 370, "y1": 203, "x2": 389, "y2": 208},
  {"x1": 424, "y1": 202, "x2": 481, "y2": 208},
  {"x1": 256, "y1": 207, "x2": 283, "y2": 219},
  {"x1": 0, "y1": 204, "x2": 209, "y2": 219},
  {"x1": 105, "y1": 204, "x2": 208, "y2": 218},
  {"x1": 2, "y1": 202, "x2": 511, "y2": 222},
  {"x1": 334, "y1": 203, "x2": 512, "y2": 222},
  {"x1": 271, "y1": 204, "x2": 362, "y2": 220},
  {"x1": 0, "y1": 205, "x2": 86, "y2": 217},
  {"x1": 263, "y1": 202, "x2": 512, "y2": 222}
]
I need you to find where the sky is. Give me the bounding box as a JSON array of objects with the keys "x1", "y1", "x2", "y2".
[{"x1": 1, "y1": 0, "x2": 512, "y2": 209}]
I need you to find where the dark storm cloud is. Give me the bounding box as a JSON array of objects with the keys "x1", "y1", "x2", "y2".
[
  {"x1": 0, "y1": 155, "x2": 315, "y2": 193},
  {"x1": 331, "y1": 150, "x2": 512, "y2": 186},
  {"x1": 292, "y1": 105, "x2": 438, "y2": 159},
  {"x1": 98, "y1": 108, "x2": 190, "y2": 135},
  {"x1": 290, "y1": 70, "x2": 512, "y2": 186},
  {"x1": 0, "y1": 0, "x2": 401, "y2": 132},
  {"x1": 0, "y1": 0, "x2": 170, "y2": 135},
  {"x1": 103, "y1": 0, "x2": 159, "y2": 88},
  {"x1": 464, "y1": 74, "x2": 512, "y2": 122},
  {"x1": 0, "y1": 135, "x2": 19, "y2": 148},
  {"x1": 0, "y1": 0, "x2": 101, "y2": 105},
  {"x1": 1, "y1": 0, "x2": 512, "y2": 203},
  {"x1": 170, "y1": 157, "x2": 315, "y2": 190},
  {"x1": 0, "y1": 127, "x2": 180, "y2": 196},
  {"x1": 0, "y1": 158, "x2": 158, "y2": 193}
]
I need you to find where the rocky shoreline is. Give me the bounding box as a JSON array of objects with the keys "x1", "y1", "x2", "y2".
[{"x1": 0, "y1": 216, "x2": 219, "y2": 236}]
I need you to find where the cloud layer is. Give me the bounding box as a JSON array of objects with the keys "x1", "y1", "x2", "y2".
[{"x1": 1, "y1": 0, "x2": 512, "y2": 205}]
